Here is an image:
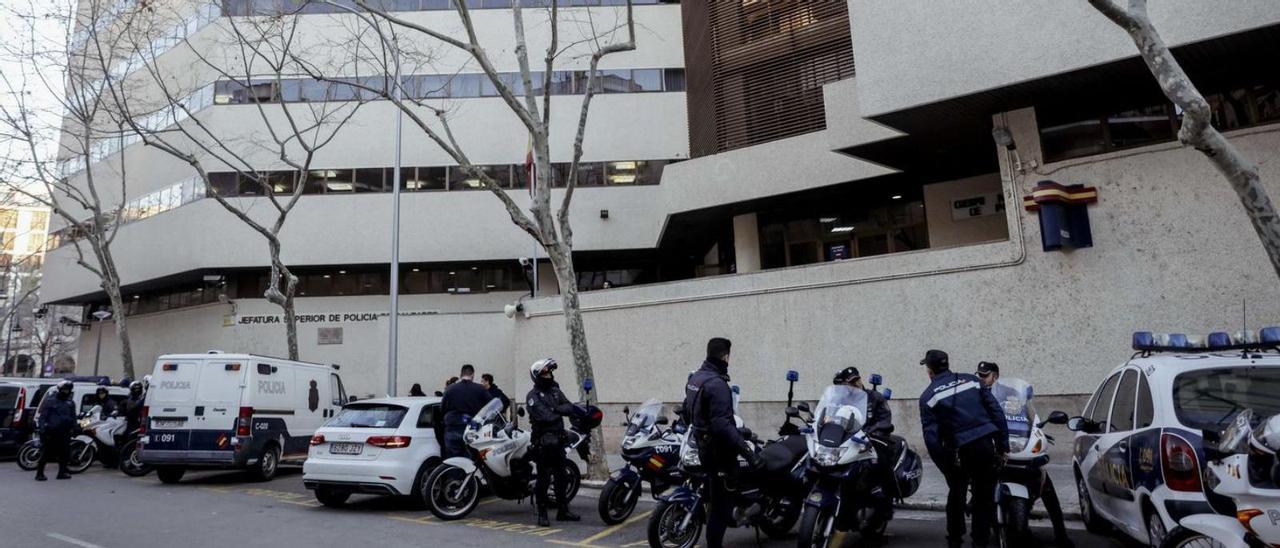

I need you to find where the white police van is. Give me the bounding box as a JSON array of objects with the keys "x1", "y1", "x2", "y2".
[
  {"x1": 1069, "y1": 328, "x2": 1280, "y2": 547},
  {"x1": 139, "y1": 352, "x2": 347, "y2": 483}
]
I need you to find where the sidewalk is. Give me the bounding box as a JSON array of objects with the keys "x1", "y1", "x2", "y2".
[{"x1": 583, "y1": 457, "x2": 1080, "y2": 520}]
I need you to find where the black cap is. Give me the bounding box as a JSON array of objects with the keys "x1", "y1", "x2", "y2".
[
  {"x1": 977, "y1": 361, "x2": 1000, "y2": 376},
  {"x1": 833, "y1": 367, "x2": 860, "y2": 384},
  {"x1": 707, "y1": 337, "x2": 732, "y2": 359},
  {"x1": 920, "y1": 349, "x2": 949, "y2": 370}
]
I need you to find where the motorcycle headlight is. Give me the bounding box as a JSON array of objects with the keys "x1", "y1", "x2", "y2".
[
  {"x1": 1009, "y1": 437, "x2": 1027, "y2": 453},
  {"x1": 681, "y1": 448, "x2": 701, "y2": 468},
  {"x1": 464, "y1": 430, "x2": 479, "y2": 444},
  {"x1": 621, "y1": 436, "x2": 637, "y2": 450},
  {"x1": 814, "y1": 446, "x2": 840, "y2": 467}
]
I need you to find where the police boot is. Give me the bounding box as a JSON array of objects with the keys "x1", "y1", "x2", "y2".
[
  {"x1": 1054, "y1": 530, "x2": 1074, "y2": 548},
  {"x1": 555, "y1": 505, "x2": 580, "y2": 522},
  {"x1": 536, "y1": 506, "x2": 550, "y2": 527},
  {"x1": 34, "y1": 471, "x2": 46, "y2": 481}
]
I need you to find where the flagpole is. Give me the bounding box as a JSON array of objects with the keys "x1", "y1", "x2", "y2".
[{"x1": 387, "y1": 35, "x2": 403, "y2": 397}]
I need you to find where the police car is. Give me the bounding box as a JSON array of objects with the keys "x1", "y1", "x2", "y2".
[{"x1": 1069, "y1": 328, "x2": 1280, "y2": 546}]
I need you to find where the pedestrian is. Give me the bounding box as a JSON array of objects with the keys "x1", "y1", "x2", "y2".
[
  {"x1": 36, "y1": 380, "x2": 77, "y2": 481},
  {"x1": 408, "y1": 383, "x2": 426, "y2": 397},
  {"x1": 976, "y1": 361, "x2": 1073, "y2": 548},
  {"x1": 682, "y1": 338, "x2": 762, "y2": 548},
  {"x1": 480, "y1": 373, "x2": 510, "y2": 412},
  {"x1": 919, "y1": 350, "x2": 1009, "y2": 548},
  {"x1": 440, "y1": 365, "x2": 492, "y2": 458},
  {"x1": 525, "y1": 358, "x2": 582, "y2": 526}
]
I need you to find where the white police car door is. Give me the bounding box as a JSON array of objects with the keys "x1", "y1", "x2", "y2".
[
  {"x1": 1096, "y1": 368, "x2": 1143, "y2": 536},
  {"x1": 1077, "y1": 370, "x2": 1124, "y2": 523}
]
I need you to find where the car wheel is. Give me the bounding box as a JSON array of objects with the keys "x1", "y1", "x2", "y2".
[
  {"x1": 315, "y1": 486, "x2": 351, "y2": 508},
  {"x1": 156, "y1": 466, "x2": 186, "y2": 484},
  {"x1": 409, "y1": 458, "x2": 441, "y2": 508},
  {"x1": 1076, "y1": 471, "x2": 1110, "y2": 534},
  {"x1": 251, "y1": 444, "x2": 280, "y2": 482},
  {"x1": 1146, "y1": 505, "x2": 1169, "y2": 547}
]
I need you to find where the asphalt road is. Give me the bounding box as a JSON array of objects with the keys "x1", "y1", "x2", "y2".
[{"x1": 0, "y1": 462, "x2": 1132, "y2": 548}]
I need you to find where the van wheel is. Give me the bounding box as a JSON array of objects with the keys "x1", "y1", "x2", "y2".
[
  {"x1": 251, "y1": 444, "x2": 280, "y2": 482},
  {"x1": 157, "y1": 466, "x2": 186, "y2": 484},
  {"x1": 315, "y1": 487, "x2": 351, "y2": 508}
]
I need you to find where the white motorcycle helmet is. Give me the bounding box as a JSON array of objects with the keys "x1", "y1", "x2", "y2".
[
  {"x1": 529, "y1": 358, "x2": 557, "y2": 384},
  {"x1": 1252, "y1": 414, "x2": 1280, "y2": 455}
]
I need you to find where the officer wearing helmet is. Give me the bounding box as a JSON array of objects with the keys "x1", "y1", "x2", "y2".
[
  {"x1": 35, "y1": 380, "x2": 77, "y2": 481},
  {"x1": 833, "y1": 367, "x2": 893, "y2": 437},
  {"x1": 525, "y1": 358, "x2": 581, "y2": 527},
  {"x1": 90, "y1": 385, "x2": 117, "y2": 419},
  {"x1": 122, "y1": 381, "x2": 146, "y2": 435}
]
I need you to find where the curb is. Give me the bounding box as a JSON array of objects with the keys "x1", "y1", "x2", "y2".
[{"x1": 580, "y1": 480, "x2": 1082, "y2": 521}]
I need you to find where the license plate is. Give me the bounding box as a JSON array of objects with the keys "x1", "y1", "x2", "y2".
[
  {"x1": 330, "y1": 442, "x2": 363, "y2": 455},
  {"x1": 152, "y1": 419, "x2": 184, "y2": 429}
]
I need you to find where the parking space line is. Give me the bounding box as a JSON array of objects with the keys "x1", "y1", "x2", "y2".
[
  {"x1": 389, "y1": 515, "x2": 437, "y2": 525},
  {"x1": 46, "y1": 533, "x2": 103, "y2": 548}
]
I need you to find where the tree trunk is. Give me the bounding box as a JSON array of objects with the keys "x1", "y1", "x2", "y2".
[
  {"x1": 99, "y1": 252, "x2": 136, "y2": 379},
  {"x1": 264, "y1": 237, "x2": 300, "y2": 361},
  {"x1": 546, "y1": 242, "x2": 608, "y2": 479},
  {"x1": 1088, "y1": 0, "x2": 1280, "y2": 279}
]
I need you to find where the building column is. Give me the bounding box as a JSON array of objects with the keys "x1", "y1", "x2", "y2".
[{"x1": 733, "y1": 213, "x2": 761, "y2": 274}]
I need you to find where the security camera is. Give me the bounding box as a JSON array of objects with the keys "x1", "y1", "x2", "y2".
[
  {"x1": 503, "y1": 303, "x2": 524, "y2": 319},
  {"x1": 518, "y1": 257, "x2": 532, "y2": 268}
]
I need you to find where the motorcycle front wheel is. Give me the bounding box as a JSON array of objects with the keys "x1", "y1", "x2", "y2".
[
  {"x1": 996, "y1": 497, "x2": 1030, "y2": 548},
  {"x1": 759, "y1": 498, "x2": 801, "y2": 539},
  {"x1": 17, "y1": 440, "x2": 41, "y2": 471},
  {"x1": 119, "y1": 440, "x2": 152, "y2": 477},
  {"x1": 797, "y1": 504, "x2": 836, "y2": 548},
  {"x1": 66, "y1": 440, "x2": 95, "y2": 474},
  {"x1": 424, "y1": 465, "x2": 480, "y2": 521},
  {"x1": 1159, "y1": 526, "x2": 1226, "y2": 548},
  {"x1": 598, "y1": 476, "x2": 643, "y2": 525},
  {"x1": 647, "y1": 500, "x2": 703, "y2": 548}
]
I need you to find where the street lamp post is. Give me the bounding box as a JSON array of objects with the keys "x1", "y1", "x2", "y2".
[
  {"x1": 387, "y1": 34, "x2": 404, "y2": 398},
  {"x1": 91, "y1": 309, "x2": 112, "y2": 376},
  {"x1": 3, "y1": 323, "x2": 20, "y2": 376}
]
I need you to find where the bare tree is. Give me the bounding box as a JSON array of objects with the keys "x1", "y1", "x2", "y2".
[
  {"x1": 94, "y1": 3, "x2": 370, "y2": 360},
  {"x1": 309, "y1": 0, "x2": 636, "y2": 478},
  {"x1": 1088, "y1": 0, "x2": 1280, "y2": 278},
  {"x1": 0, "y1": 0, "x2": 140, "y2": 378}
]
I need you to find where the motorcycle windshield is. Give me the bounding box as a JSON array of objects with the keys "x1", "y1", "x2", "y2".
[
  {"x1": 472, "y1": 398, "x2": 505, "y2": 426},
  {"x1": 626, "y1": 399, "x2": 662, "y2": 437},
  {"x1": 994, "y1": 378, "x2": 1033, "y2": 438},
  {"x1": 814, "y1": 385, "x2": 867, "y2": 445}
]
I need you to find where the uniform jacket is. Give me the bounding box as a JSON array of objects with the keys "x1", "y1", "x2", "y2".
[
  {"x1": 864, "y1": 388, "x2": 894, "y2": 437},
  {"x1": 682, "y1": 358, "x2": 752, "y2": 467},
  {"x1": 38, "y1": 395, "x2": 77, "y2": 434},
  {"x1": 526, "y1": 380, "x2": 575, "y2": 439},
  {"x1": 441, "y1": 379, "x2": 493, "y2": 429},
  {"x1": 488, "y1": 385, "x2": 511, "y2": 412},
  {"x1": 918, "y1": 370, "x2": 1009, "y2": 462}
]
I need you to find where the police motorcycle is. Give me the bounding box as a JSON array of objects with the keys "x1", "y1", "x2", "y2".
[
  {"x1": 1162, "y1": 408, "x2": 1280, "y2": 548},
  {"x1": 646, "y1": 379, "x2": 812, "y2": 548},
  {"x1": 19, "y1": 404, "x2": 117, "y2": 474},
  {"x1": 423, "y1": 384, "x2": 603, "y2": 521},
  {"x1": 598, "y1": 399, "x2": 686, "y2": 524},
  {"x1": 796, "y1": 381, "x2": 922, "y2": 547},
  {"x1": 990, "y1": 378, "x2": 1070, "y2": 547}
]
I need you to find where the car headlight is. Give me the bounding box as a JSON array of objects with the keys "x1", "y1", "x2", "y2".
[{"x1": 814, "y1": 446, "x2": 840, "y2": 467}]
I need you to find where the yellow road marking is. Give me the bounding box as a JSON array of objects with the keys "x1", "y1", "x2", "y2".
[
  {"x1": 390, "y1": 515, "x2": 437, "y2": 525},
  {"x1": 557, "y1": 510, "x2": 652, "y2": 546}
]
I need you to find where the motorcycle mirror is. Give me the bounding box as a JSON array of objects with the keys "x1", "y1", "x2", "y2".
[
  {"x1": 785, "y1": 406, "x2": 799, "y2": 418},
  {"x1": 517, "y1": 407, "x2": 526, "y2": 418},
  {"x1": 1047, "y1": 410, "x2": 1069, "y2": 425},
  {"x1": 1066, "y1": 416, "x2": 1088, "y2": 432},
  {"x1": 674, "y1": 424, "x2": 686, "y2": 434},
  {"x1": 622, "y1": 405, "x2": 629, "y2": 416},
  {"x1": 656, "y1": 416, "x2": 669, "y2": 425},
  {"x1": 1202, "y1": 428, "x2": 1221, "y2": 445}
]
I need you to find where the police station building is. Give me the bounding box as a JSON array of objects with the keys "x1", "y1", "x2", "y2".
[{"x1": 45, "y1": 1, "x2": 1280, "y2": 443}]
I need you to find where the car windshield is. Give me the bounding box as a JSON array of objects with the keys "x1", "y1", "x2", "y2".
[
  {"x1": 993, "y1": 378, "x2": 1033, "y2": 438},
  {"x1": 627, "y1": 399, "x2": 663, "y2": 436},
  {"x1": 1173, "y1": 366, "x2": 1280, "y2": 430},
  {"x1": 327, "y1": 403, "x2": 409, "y2": 429}
]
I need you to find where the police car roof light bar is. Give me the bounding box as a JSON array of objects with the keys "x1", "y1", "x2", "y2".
[{"x1": 1133, "y1": 327, "x2": 1280, "y2": 354}]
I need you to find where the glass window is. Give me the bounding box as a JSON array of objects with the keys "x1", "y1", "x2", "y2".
[
  {"x1": 663, "y1": 68, "x2": 686, "y2": 92},
  {"x1": 263, "y1": 171, "x2": 295, "y2": 195},
  {"x1": 312, "y1": 169, "x2": 355, "y2": 193},
  {"x1": 422, "y1": 0, "x2": 449, "y2": 8},
  {"x1": 1107, "y1": 104, "x2": 1174, "y2": 151},
  {"x1": 573, "y1": 71, "x2": 601, "y2": 95},
  {"x1": 416, "y1": 404, "x2": 438, "y2": 428},
  {"x1": 1087, "y1": 372, "x2": 1122, "y2": 428},
  {"x1": 632, "y1": 69, "x2": 663, "y2": 92},
  {"x1": 1109, "y1": 369, "x2": 1138, "y2": 432},
  {"x1": 1136, "y1": 373, "x2": 1154, "y2": 429},
  {"x1": 449, "y1": 165, "x2": 507, "y2": 190},
  {"x1": 408, "y1": 74, "x2": 450, "y2": 99},
  {"x1": 448, "y1": 268, "x2": 483, "y2": 293},
  {"x1": 402, "y1": 167, "x2": 446, "y2": 191},
  {"x1": 327, "y1": 403, "x2": 408, "y2": 428},
  {"x1": 599, "y1": 69, "x2": 633, "y2": 93},
  {"x1": 570, "y1": 162, "x2": 604, "y2": 186},
  {"x1": 1251, "y1": 83, "x2": 1280, "y2": 124},
  {"x1": 1039, "y1": 117, "x2": 1106, "y2": 162},
  {"x1": 327, "y1": 80, "x2": 359, "y2": 102},
  {"x1": 353, "y1": 168, "x2": 384, "y2": 193},
  {"x1": 449, "y1": 74, "x2": 482, "y2": 98},
  {"x1": 1173, "y1": 367, "x2": 1280, "y2": 430}
]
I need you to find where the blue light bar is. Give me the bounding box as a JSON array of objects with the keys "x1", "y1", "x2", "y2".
[
  {"x1": 1168, "y1": 333, "x2": 1189, "y2": 348},
  {"x1": 1133, "y1": 331, "x2": 1155, "y2": 351},
  {"x1": 1263, "y1": 327, "x2": 1280, "y2": 345},
  {"x1": 1207, "y1": 332, "x2": 1232, "y2": 348}
]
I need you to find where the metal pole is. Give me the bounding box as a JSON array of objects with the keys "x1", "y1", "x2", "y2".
[
  {"x1": 92, "y1": 320, "x2": 104, "y2": 376},
  {"x1": 3, "y1": 324, "x2": 11, "y2": 376},
  {"x1": 387, "y1": 35, "x2": 403, "y2": 397}
]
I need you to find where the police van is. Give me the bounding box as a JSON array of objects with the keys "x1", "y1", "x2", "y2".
[
  {"x1": 1069, "y1": 328, "x2": 1280, "y2": 547},
  {"x1": 139, "y1": 352, "x2": 347, "y2": 483}
]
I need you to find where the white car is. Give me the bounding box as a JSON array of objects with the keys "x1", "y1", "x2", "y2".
[
  {"x1": 1068, "y1": 328, "x2": 1280, "y2": 547},
  {"x1": 303, "y1": 397, "x2": 443, "y2": 507}
]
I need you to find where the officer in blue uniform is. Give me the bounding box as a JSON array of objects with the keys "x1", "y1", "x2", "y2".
[{"x1": 919, "y1": 350, "x2": 1009, "y2": 548}]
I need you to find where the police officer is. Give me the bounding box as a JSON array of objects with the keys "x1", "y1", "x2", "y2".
[
  {"x1": 440, "y1": 364, "x2": 493, "y2": 458},
  {"x1": 918, "y1": 350, "x2": 1009, "y2": 548},
  {"x1": 833, "y1": 367, "x2": 893, "y2": 437},
  {"x1": 525, "y1": 358, "x2": 581, "y2": 527},
  {"x1": 683, "y1": 338, "x2": 762, "y2": 548},
  {"x1": 122, "y1": 381, "x2": 146, "y2": 434},
  {"x1": 91, "y1": 386, "x2": 116, "y2": 418},
  {"x1": 976, "y1": 362, "x2": 1073, "y2": 548},
  {"x1": 35, "y1": 380, "x2": 77, "y2": 481}
]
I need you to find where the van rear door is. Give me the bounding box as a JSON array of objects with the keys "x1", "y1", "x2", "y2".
[{"x1": 146, "y1": 359, "x2": 202, "y2": 451}]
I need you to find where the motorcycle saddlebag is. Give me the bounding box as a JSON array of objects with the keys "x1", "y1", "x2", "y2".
[{"x1": 893, "y1": 445, "x2": 924, "y2": 499}]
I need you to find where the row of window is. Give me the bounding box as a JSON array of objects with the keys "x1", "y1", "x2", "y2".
[
  {"x1": 209, "y1": 159, "x2": 672, "y2": 196},
  {"x1": 222, "y1": 0, "x2": 670, "y2": 16},
  {"x1": 1039, "y1": 79, "x2": 1280, "y2": 163},
  {"x1": 214, "y1": 68, "x2": 686, "y2": 105},
  {"x1": 58, "y1": 86, "x2": 215, "y2": 178}
]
